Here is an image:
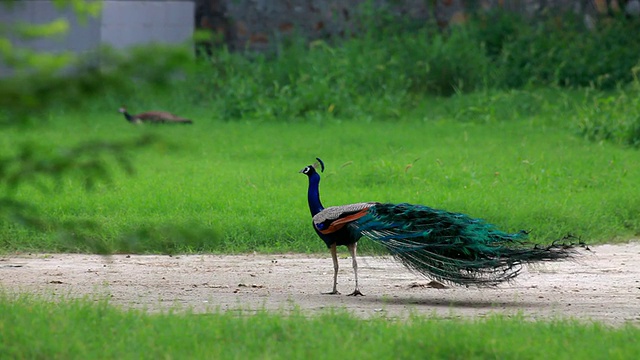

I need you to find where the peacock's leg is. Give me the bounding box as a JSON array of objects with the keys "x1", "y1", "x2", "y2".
[
  {"x1": 346, "y1": 242, "x2": 364, "y2": 296},
  {"x1": 323, "y1": 243, "x2": 340, "y2": 295}
]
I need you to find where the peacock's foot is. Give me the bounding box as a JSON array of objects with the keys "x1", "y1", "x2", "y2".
[
  {"x1": 347, "y1": 289, "x2": 364, "y2": 296},
  {"x1": 323, "y1": 290, "x2": 341, "y2": 295}
]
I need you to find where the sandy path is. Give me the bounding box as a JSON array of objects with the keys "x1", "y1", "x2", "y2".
[{"x1": 1, "y1": 243, "x2": 639, "y2": 325}]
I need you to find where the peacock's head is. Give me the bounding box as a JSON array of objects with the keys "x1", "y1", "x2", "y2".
[
  {"x1": 118, "y1": 106, "x2": 127, "y2": 114},
  {"x1": 299, "y1": 158, "x2": 324, "y2": 176}
]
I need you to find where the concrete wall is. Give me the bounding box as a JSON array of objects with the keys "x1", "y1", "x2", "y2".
[
  {"x1": 1, "y1": 0, "x2": 195, "y2": 54},
  {"x1": 101, "y1": 0, "x2": 195, "y2": 49},
  {"x1": 0, "y1": 1, "x2": 102, "y2": 54}
]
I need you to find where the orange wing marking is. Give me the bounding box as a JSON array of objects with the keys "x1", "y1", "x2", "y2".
[{"x1": 316, "y1": 209, "x2": 370, "y2": 235}]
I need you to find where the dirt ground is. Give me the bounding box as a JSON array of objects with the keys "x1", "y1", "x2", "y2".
[{"x1": 2, "y1": 243, "x2": 639, "y2": 326}]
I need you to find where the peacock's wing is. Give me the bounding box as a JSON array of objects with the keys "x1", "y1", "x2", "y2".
[
  {"x1": 313, "y1": 202, "x2": 378, "y2": 234},
  {"x1": 134, "y1": 112, "x2": 164, "y2": 121},
  {"x1": 350, "y1": 203, "x2": 578, "y2": 286},
  {"x1": 136, "y1": 111, "x2": 186, "y2": 122}
]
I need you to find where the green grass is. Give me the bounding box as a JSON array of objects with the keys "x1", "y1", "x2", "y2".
[
  {"x1": 0, "y1": 89, "x2": 638, "y2": 254},
  {"x1": 1, "y1": 294, "x2": 638, "y2": 359}
]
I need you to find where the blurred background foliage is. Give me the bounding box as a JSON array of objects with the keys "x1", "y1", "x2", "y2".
[{"x1": 0, "y1": 0, "x2": 191, "y2": 252}]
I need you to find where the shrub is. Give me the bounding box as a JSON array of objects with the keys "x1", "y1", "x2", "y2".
[
  {"x1": 495, "y1": 13, "x2": 640, "y2": 90},
  {"x1": 575, "y1": 90, "x2": 640, "y2": 148}
]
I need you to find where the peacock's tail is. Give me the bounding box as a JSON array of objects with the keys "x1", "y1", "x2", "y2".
[{"x1": 349, "y1": 203, "x2": 580, "y2": 286}]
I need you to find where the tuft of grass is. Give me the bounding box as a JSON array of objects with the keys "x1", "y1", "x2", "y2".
[
  {"x1": 1, "y1": 294, "x2": 639, "y2": 359},
  {"x1": 574, "y1": 89, "x2": 640, "y2": 148}
]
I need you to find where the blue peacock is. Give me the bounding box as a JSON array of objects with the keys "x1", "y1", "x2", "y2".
[{"x1": 300, "y1": 158, "x2": 581, "y2": 296}]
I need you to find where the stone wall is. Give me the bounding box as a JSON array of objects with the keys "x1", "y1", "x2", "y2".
[{"x1": 195, "y1": 0, "x2": 638, "y2": 52}]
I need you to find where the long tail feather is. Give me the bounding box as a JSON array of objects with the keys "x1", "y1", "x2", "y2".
[{"x1": 349, "y1": 203, "x2": 581, "y2": 286}]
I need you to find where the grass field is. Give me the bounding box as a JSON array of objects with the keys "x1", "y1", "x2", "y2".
[
  {"x1": 1, "y1": 293, "x2": 639, "y2": 359},
  {"x1": 1, "y1": 89, "x2": 638, "y2": 254}
]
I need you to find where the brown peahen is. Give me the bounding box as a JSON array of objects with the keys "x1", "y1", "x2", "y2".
[
  {"x1": 300, "y1": 158, "x2": 582, "y2": 296},
  {"x1": 118, "y1": 107, "x2": 193, "y2": 124}
]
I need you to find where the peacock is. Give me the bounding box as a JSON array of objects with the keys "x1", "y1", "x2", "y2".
[
  {"x1": 300, "y1": 158, "x2": 581, "y2": 296},
  {"x1": 118, "y1": 107, "x2": 193, "y2": 124}
]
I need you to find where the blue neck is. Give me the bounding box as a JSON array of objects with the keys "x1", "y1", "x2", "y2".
[{"x1": 307, "y1": 172, "x2": 324, "y2": 216}]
